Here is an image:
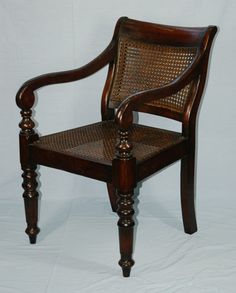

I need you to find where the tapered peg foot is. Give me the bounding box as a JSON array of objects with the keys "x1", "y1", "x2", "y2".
[
  {"x1": 119, "y1": 258, "x2": 134, "y2": 277},
  {"x1": 29, "y1": 235, "x2": 37, "y2": 244},
  {"x1": 26, "y1": 226, "x2": 40, "y2": 244},
  {"x1": 122, "y1": 267, "x2": 131, "y2": 277}
]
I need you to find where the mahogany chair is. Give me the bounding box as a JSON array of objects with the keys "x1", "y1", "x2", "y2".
[{"x1": 16, "y1": 17, "x2": 217, "y2": 277}]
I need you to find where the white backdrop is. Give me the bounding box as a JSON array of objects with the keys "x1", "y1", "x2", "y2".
[{"x1": 0, "y1": 1, "x2": 236, "y2": 292}]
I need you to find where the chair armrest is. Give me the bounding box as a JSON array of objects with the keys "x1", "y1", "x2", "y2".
[
  {"x1": 115, "y1": 51, "x2": 203, "y2": 130},
  {"x1": 16, "y1": 41, "x2": 115, "y2": 110}
]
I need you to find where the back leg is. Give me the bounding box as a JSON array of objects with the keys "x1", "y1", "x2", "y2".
[
  {"x1": 180, "y1": 153, "x2": 197, "y2": 234},
  {"x1": 107, "y1": 183, "x2": 118, "y2": 212}
]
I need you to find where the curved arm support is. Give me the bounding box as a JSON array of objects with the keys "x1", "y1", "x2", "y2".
[
  {"x1": 115, "y1": 52, "x2": 203, "y2": 130},
  {"x1": 16, "y1": 41, "x2": 116, "y2": 110}
]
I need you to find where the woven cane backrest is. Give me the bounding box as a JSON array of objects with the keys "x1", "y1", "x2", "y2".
[{"x1": 109, "y1": 36, "x2": 198, "y2": 117}]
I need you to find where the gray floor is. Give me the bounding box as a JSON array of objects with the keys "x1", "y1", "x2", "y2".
[{"x1": 0, "y1": 190, "x2": 235, "y2": 293}]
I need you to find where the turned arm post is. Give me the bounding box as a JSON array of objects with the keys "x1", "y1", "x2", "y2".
[{"x1": 16, "y1": 88, "x2": 39, "y2": 165}]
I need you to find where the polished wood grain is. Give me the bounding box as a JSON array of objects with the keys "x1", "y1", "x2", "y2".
[
  {"x1": 16, "y1": 17, "x2": 217, "y2": 277},
  {"x1": 113, "y1": 130, "x2": 136, "y2": 277},
  {"x1": 106, "y1": 183, "x2": 118, "y2": 212}
]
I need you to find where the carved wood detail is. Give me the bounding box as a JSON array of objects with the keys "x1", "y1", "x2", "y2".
[
  {"x1": 115, "y1": 129, "x2": 136, "y2": 277},
  {"x1": 22, "y1": 165, "x2": 40, "y2": 244}
]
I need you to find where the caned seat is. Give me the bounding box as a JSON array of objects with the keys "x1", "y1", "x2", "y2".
[
  {"x1": 16, "y1": 17, "x2": 217, "y2": 277},
  {"x1": 30, "y1": 121, "x2": 185, "y2": 166}
]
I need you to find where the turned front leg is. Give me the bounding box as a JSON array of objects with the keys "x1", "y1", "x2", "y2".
[
  {"x1": 17, "y1": 107, "x2": 40, "y2": 244},
  {"x1": 117, "y1": 189, "x2": 135, "y2": 277},
  {"x1": 22, "y1": 164, "x2": 40, "y2": 243},
  {"x1": 113, "y1": 129, "x2": 136, "y2": 277}
]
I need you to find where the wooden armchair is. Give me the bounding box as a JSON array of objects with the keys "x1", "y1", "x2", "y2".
[{"x1": 16, "y1": 17, "x2": 217, "y2": 277}]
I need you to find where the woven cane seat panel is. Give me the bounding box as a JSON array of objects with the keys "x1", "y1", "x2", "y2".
[
  {"x1": 109, "y1": 37, "x2": 197, "y2": 113},
  {"x1": 32, "y1": 121, "x2": 185, "y2": 165}
]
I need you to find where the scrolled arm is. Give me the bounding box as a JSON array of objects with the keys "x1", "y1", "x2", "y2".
[
  {"x1": 115, "y1": 52, "x2": 203, "y2": 130},
  {"x1": 16, "y1": 41, "x2": 116, "y2": 110}
]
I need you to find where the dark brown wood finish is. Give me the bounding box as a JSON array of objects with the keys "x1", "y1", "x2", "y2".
[
  {"x1": 106, "y1": 183, "x2": 118, "y2": 212},
  {"x1": 18, "y1": 109, "x2": 40, "y2": 243},
  {"x1": 16, "y1": 17, "x2": 217, "y2": 277},
  {"x1": 113, "y1": 129, "x2": 136, "y2": 277}
]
